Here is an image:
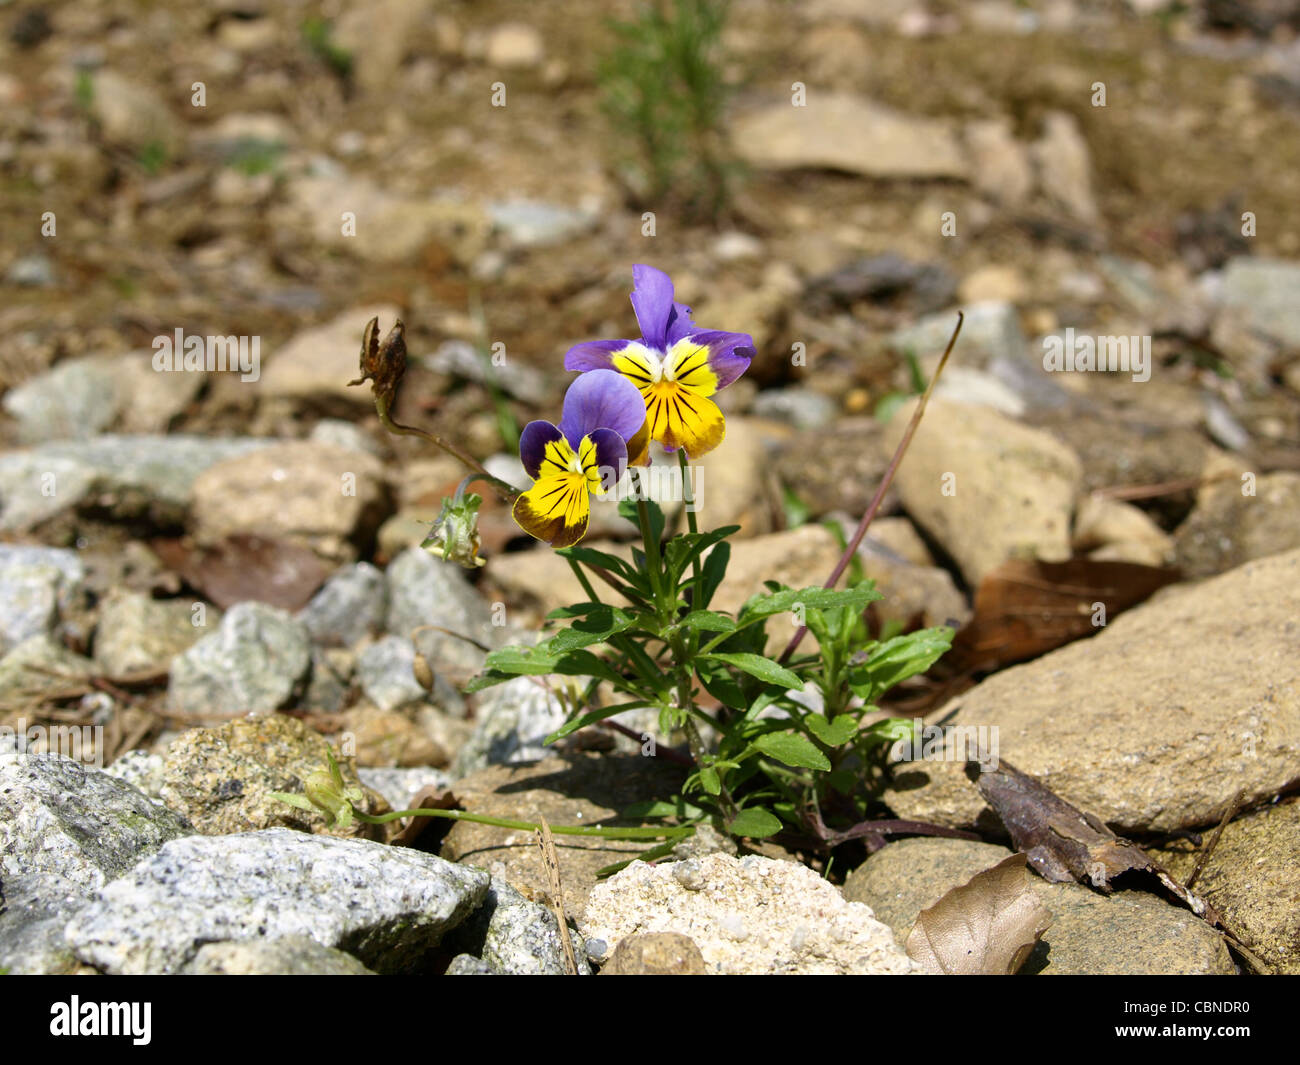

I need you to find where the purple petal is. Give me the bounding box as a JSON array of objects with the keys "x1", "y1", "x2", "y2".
[
  {"x1": 563, "y1": 339, "x2": 630, "y2": 372},
  {"x1": 584, "y1": 427, "x2": 628, "y2": 492},
  {"x1": 665, "y1": 301, "x2": 697, "y2": 345},
  {"x1": 558, "y1": 369, "x2": 647, "y2": 448},
  {"x1": 685, "y1": 330, "x2": 755, "y2": 389},
  {"x1": 629, "y1": 264, "x2": 675, "y2": 351},
  {"x1": 518, "y1": 420, "x2": 565, "y2": 480}
]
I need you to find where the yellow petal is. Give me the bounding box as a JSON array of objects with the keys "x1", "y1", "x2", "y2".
[
  {"x1": 644, "y1": 383, "x2": 726, "y2": 457},
  {"x1": 512, "y1": 473, "x2": 590, "y2": 548},
  {"x1": 664, "y1": 339, "x2": 719, "y2": 397}
]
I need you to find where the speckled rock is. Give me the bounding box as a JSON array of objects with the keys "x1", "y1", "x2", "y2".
[
  {"x1": 1174, "y1": 466, "x2": 1300, "y2": 578},
  {"x1": 0, "y1": 752, "x2": 191, "y2": 894},
  {"x1": 454, "y1": 676, "x2": 571, "y2": 776},
  {"x1": 1154, "y1": 799, "x2": 1300, "y2": 975},
  {"x1": 0, "y1": 546, "x2": 84, "y2": 655},
  {"x1": 102, "y1": 750, "x2": 166, "y2": 802},
  {"x1": 885, "y1": 548, "x2": 1300, "y2": 834},
  {"x1": 166, "y1": 602, "x2": 311, "y2": 718},
  {"x1": 444, "y1": 876, "x2": 590, "y2": 975},
  {"x1": 357, "y1": 765, "x2": 454, "y2": 810},
  {"x1": 183, "y1": 936, "x2": 377, "y2": 975},
  {"x1": 0, "y1": 634, "x2": 95, "y2": 701},
  {"x1": 581, "y1": 853, "x2": 917, "y2": 975},
  {"x1": 157, "y1": 713, "x2": 387, "y2": 838},
  {"x1": 296, "y1": 562, "x2": 387, "y2": 648},
  {"x1": 64, "y1": 828, "x2": 489, "y2": 974},
  {"x1": 0, "y1": 872, "x2": 90, "y2": 975},
  {"x1": 94, "y1": 591, "x2": 213, "y2": 676},
  {"x1": 386, "y1": 547, "x2": 505, "y2": 680},
  {"x1": 843, "y1": 837, "x2": 1234, "y2": 975}
]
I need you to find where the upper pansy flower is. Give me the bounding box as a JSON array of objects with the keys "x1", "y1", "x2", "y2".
[
  {"x1": 563, "y1": 265, "x2": 755, "y2": 459},
  {"x1": 513, "y1": 369, "x2": 648, "y2": 548}
]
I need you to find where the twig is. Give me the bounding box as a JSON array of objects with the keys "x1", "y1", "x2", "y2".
[{"x1": 1186, "y1": 789, "x2": 1244, "y2": 891}]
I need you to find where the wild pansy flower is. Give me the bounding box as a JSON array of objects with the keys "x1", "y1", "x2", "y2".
[
  {"x1": 513, "y1": 369, "x2": 648, "y2": 548},
  {"x1": 564, "y1": 265, "x2": 754, "y2": 459}
]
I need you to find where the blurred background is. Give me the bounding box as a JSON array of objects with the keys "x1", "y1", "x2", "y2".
[{"x1": 1, "y1": 0, "x2": 1299, "y2": 765}]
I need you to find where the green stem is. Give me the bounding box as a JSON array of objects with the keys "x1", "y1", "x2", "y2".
[
  {"x1": 567, "y1": 559, "x2": 601, "y2": 604},
  {"x1": 354, "y1": 806, "x2": 693, "y2": 839},
  {"x1": 634, "y1": 473, "x2": 667, "y2": 614},
  {"x1": 678, "y1": 449, "x2": 703, "y2": 599}
]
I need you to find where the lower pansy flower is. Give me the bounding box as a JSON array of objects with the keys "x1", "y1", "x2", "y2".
[
  {"x1": 512, "y1": 369, "x2": 648, "y2": 548},
  {"x1": 564, "y1": 264, "x2": 754, "y2": 458}
]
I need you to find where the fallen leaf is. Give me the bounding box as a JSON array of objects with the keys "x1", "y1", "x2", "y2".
[
  {"x1": 152, "y1": 534, "x2": 330, "y2": 610},
  {"x1": 905, "y1": 853, "x2": 1051, "y2": 975},
  {"x1": 945, "y1": 558, "x2": 1180, "y2": 675}
]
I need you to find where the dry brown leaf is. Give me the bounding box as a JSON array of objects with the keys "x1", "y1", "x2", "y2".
[
  {"x1": 946, "y1": 558, "x2": 1180, "y2": 674},
  {"x1": 904, "y1": 853, "x2": 1051, "y2": 975},
  {"x1": 152, "y1": 533, "x2": 330, "y2": 611}
]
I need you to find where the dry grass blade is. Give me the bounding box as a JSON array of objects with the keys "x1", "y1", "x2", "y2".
[
  {"x1": 905, "y1": 853, "x2": 1051, "y2": 975},
  {"x1": 536, "y1": 814, "x2": 579, "y2": 975}
]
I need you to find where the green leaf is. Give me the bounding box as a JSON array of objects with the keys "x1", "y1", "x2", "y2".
[
  {"x1": 805, "y1": 713, "x2": 858, "y2": 747},
  {"x1": 701, "y1": 652, "x2": 803, "y2": 691},
  {"x1": 622, "y1": 798, "x2": 704, "y2": 820},
  {"x1": 465, "y1": 645, "x2": 624, "y2": 693},
  {"x1": 727, "y1": 807, "x2": 783, "y2": 838},
  {"x1": 857, "y1": 627, "x2": 953, "y2": 694},
  {"x1": 699, "y1": 766, "x2": 721, "y2": 796},
  {"x1": 544, "y1": 700, "x2": 654, "y2": 744},
  {"x1": 740, "y1": 583, "x2": 883, "y2": 623},
  {"x1": 556, "y1": 545, "x2": 644, "y2": 588},
  {"x1": 618, "y1": 497, "x2": 665, "y2": 543},
  {"x1": 679, "y1": 610, "x2": 736, "y2": 634},
  {"x1": 753, "y1": 730, "x2": 832, "y2": 771},
  {"x1": 543, "y1": 604, "x2": 639, "y2": 654},
  {"x1": 698, "y1": 541, "x2": 729, "y2": 608}
]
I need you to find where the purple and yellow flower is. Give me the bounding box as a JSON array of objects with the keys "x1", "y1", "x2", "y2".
[
  {"x1": 513, "y1": 369, "x2": 648, "y2": 548},
  {"x1": 564, "y1": 265, "x2": 754, "y2": 459}
]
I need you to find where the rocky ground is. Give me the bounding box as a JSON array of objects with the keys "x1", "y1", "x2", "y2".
[{"x1": 1, "y1": 0, "x2": 1299, "y2": 975}]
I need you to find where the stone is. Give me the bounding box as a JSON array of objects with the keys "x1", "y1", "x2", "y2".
[
  {"x1": 487, "y1": 199, "x2": 595, "y2": 249},
  {"x1": 1072, "y1": 495, "x2": 1174, "y2": 568},
  {"x1": 183, "y1": 936, "x2": 377, "y2": 975},
  {"x1": 890, "y1": 300, "x2": 1028, "y2": 367},
  {"x1": 336, "y1": 702, "x2": 448, "y2": 768},
  {"x1": 964, "y1": 118, "x2": 1034, "y2": 207},
  {"x1": 0, "y1": 752, "x2": 191, "y2": 894},
  {"x1": 750, "y1": 388, "x2": 836, "y2": 429},
  {"x1": 440, "y1": 755, "x2": 687, "y2": 916},
  {"x1": 1218, "y1": 257, "x2": 1300, "y2": 349},
  {"x1": 1030, "y1": 111, "x2": 1098, "y2": 224},
  {"x1": 443, "y1": 876, "x2": 588, "y2": 975},
  {"x1": 259, "y1": 305, "x2": 402, "y2": 407},
  {"x1": 844, "y1": 838, "x2": 1234, "y2": 975},
  {"x1": 1174, "y1": 466, "x2": 1300, "y2": 578},
  {"x1": 89, "y1": 71, "x2": 184, "y2": 154},
  {"x1": 484, "y1": 23, "x2": 544, "y2": 68},
  {"x1": 333, "y1": 0, "x2": 431, "y2": 92},
  {"x1": 886, "y1": 548, "x2": 1300, "y2": 833},
  {"x1": 357, "y1": 765, "x2": 454, "y2": 810},
  {"x1": 297, "y1": 562, "x2": 387, "y2": 648},
  {"x1": 734, "y1": 94, "x2": 966, "y2": 179},
  {"x1": 158, "y1": 713, "x2": 386, "y2": 838},
  {"x1": 601, "y1": 932, "x2": 707, "y2": 975},
  {"x1": 0, "y1": 872, "x2": 89, "y2": 974},
  {"x1": 309, "y1": 419, "x2": 385, "y2": 457},
  {"x1": 884, "y1": 398, "x2": 1082, "y2": 585},
  {"x1": 0, "y1": 435, "x2": 272, "y2": 533},
  {"x1": 454, "y1": 676, "x2": 571, "y2": 776},
  {"x1": 102, "y1": 750, "x2": 166, "y2": 801},
  {"x1": 932, "y1": 365, "x2": 1028, "y2": 417},
  {"x1": 64, "y1": 828, "x2": 489, "y2": 974},
  {"x1": 0, "y1": 547, "x2": 84, "y2": 656},
  {"x1": 581, "y1": 853, "x2": 917, "y2": 975},
  {"x1": 93, "y1": 591, "x2": 211, "y2": 676},
  {"x1": 1154, "y1": 799, "x2": 1300, "y2": 975},
  {"x1": 1, "y1": 356, "x2": 121, "y2": 444},
  {"x1": 167, "y1": 602, "x2": 311, "y2": 718},
  {"x1": 190, "y1": 441, "x2": 390, "y2": 562},
  {"x1": 357, "y1": 634, "x2": 439, "y2": 711},
  {"x1": 386, "y1": 546, "x2": 504, "y2": 679}
]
